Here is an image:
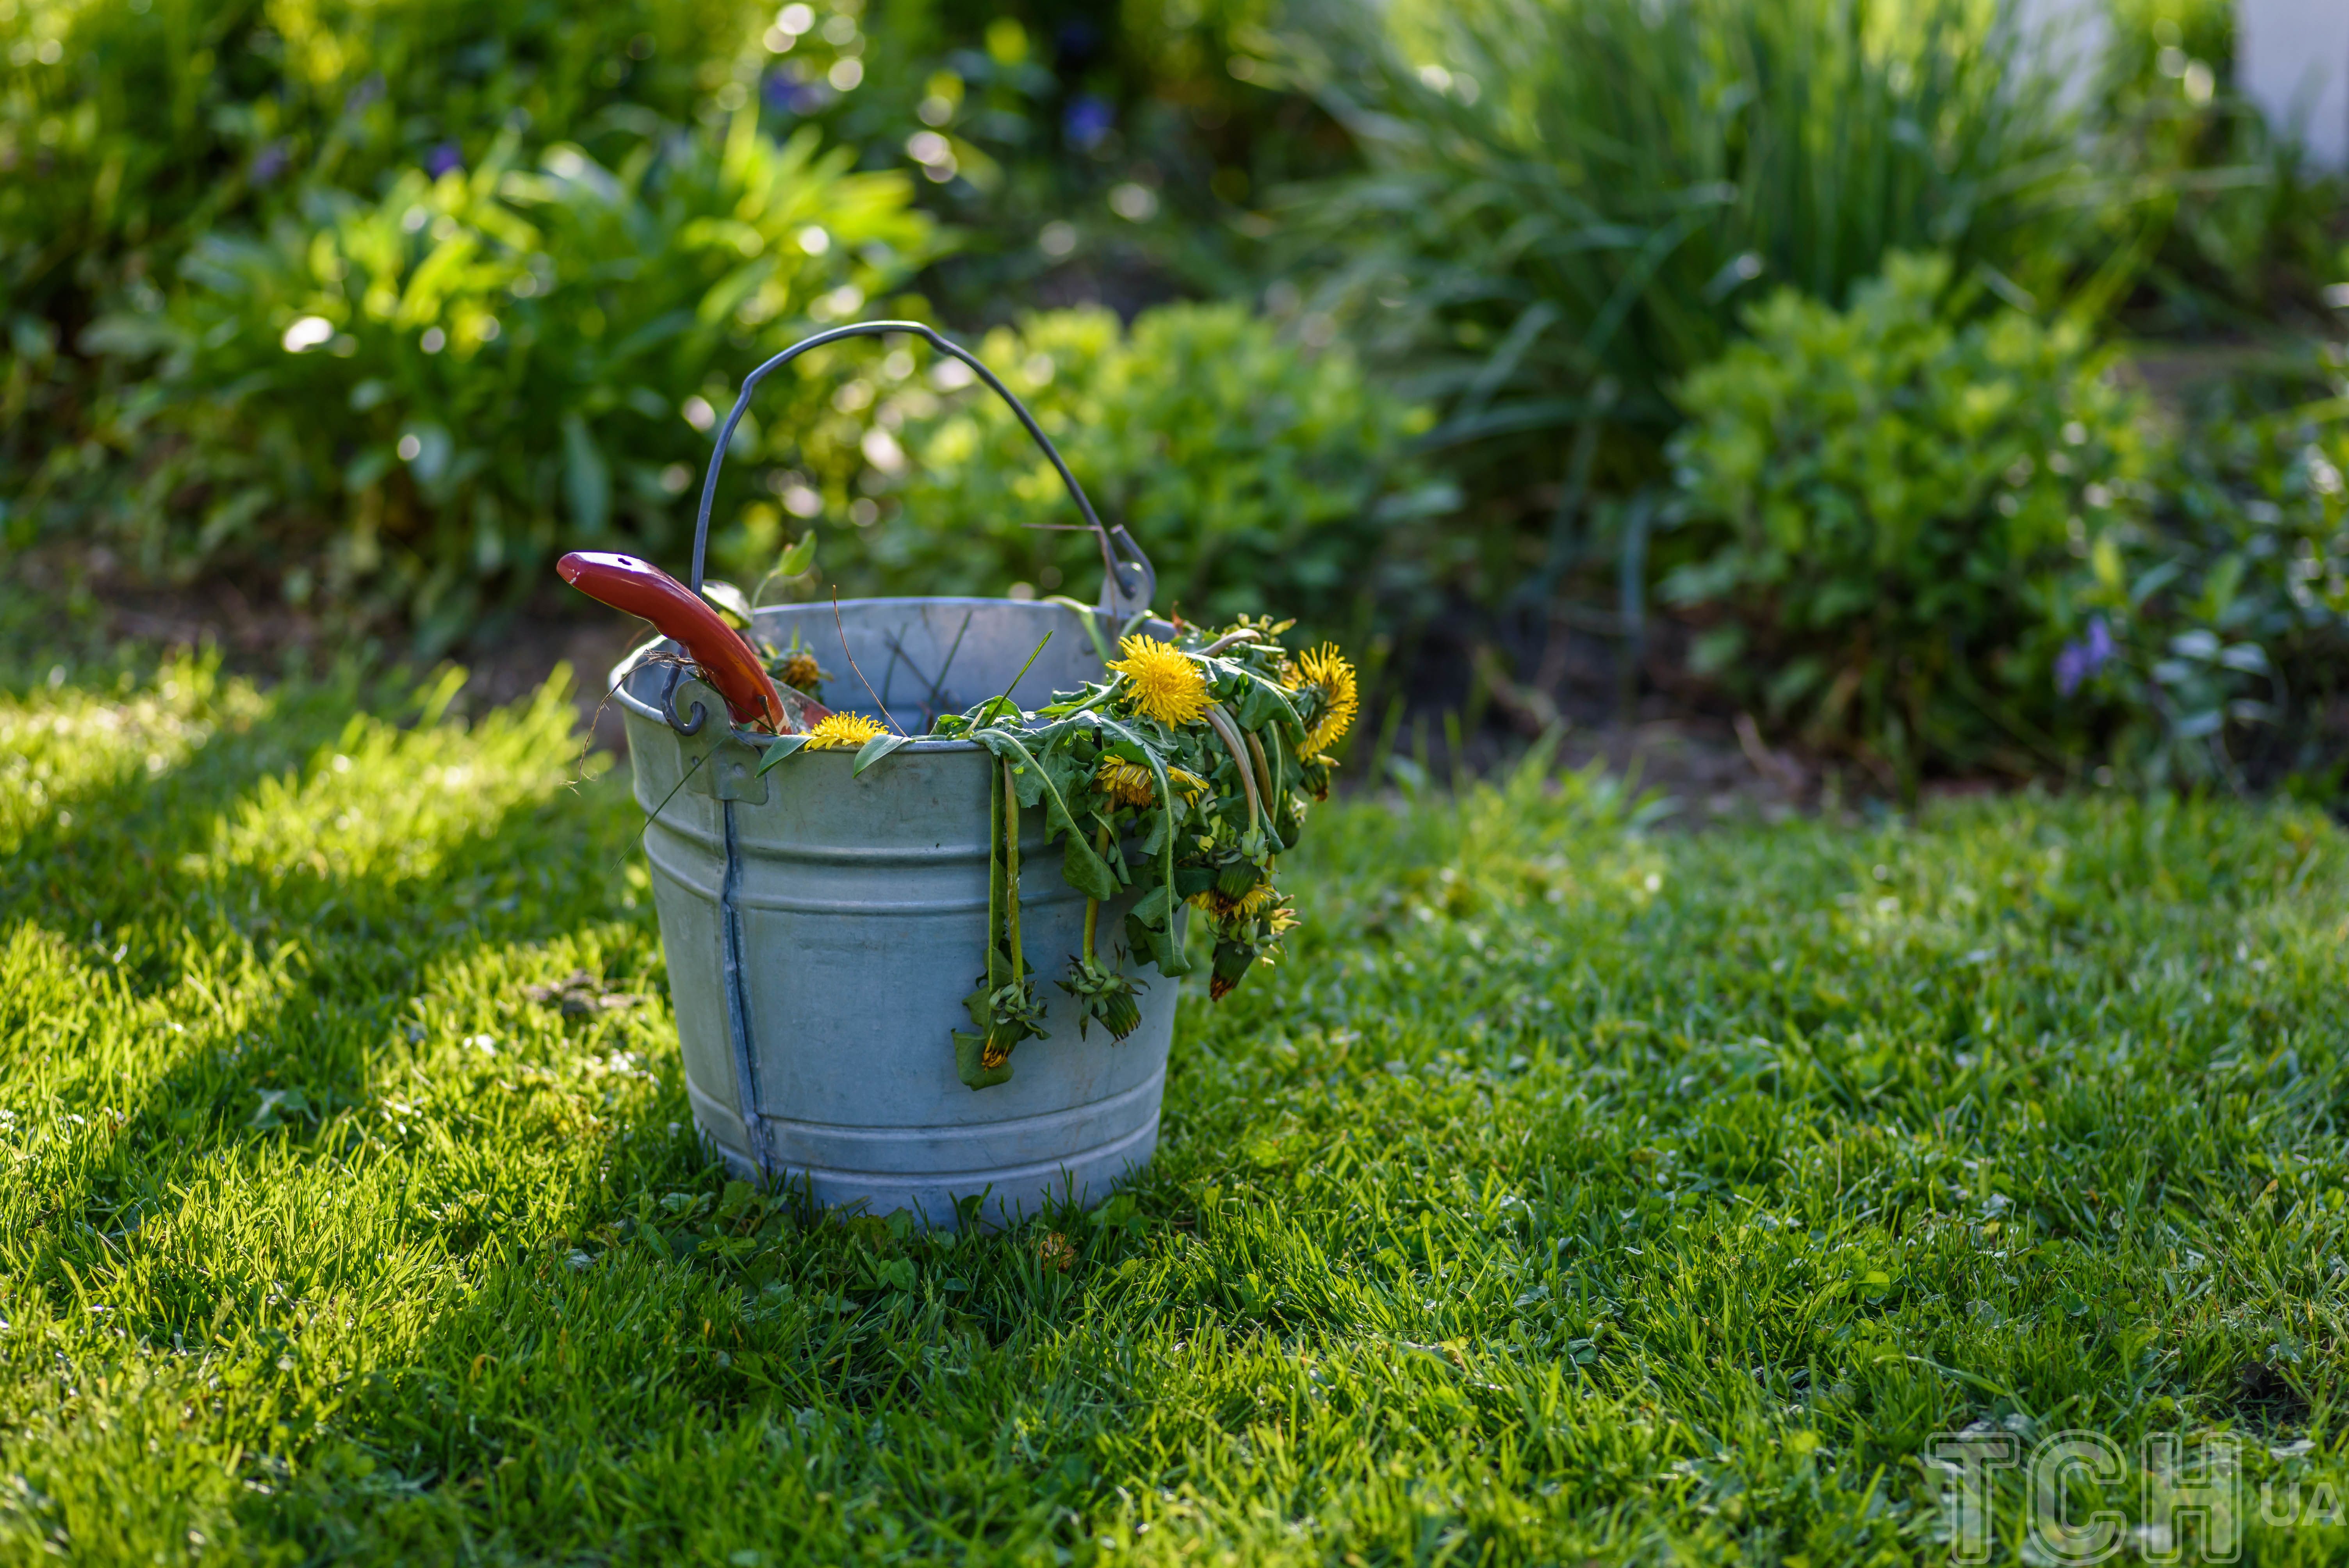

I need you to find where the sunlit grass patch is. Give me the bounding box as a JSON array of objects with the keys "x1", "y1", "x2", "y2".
[
  {"x1": 4, "y1": 661, "x2": 2349, "y2": 1564},
  {"x1": 0, "y1": 654, "x2": 267, "y2": 853}
]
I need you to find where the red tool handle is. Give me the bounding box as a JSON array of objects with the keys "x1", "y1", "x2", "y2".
[{"x1": 558, "y1": 551, "x2": 793, "y2": 732}]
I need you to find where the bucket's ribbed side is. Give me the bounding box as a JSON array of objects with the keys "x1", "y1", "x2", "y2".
[{"x1": 620, "y1": 608, "x2": 1178, "y2": 1229}]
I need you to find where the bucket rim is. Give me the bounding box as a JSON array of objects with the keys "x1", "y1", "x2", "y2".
[{"x1": 606, "y1": 594, "x2": 1149, "y2": 752}]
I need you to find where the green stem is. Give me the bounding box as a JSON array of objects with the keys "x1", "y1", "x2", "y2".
[
  {"x1": 986, "y1": 754, "x2": 1008, "y2": 990},
  {"x1": 983, "y1": 631, "x2": 1054, "y2": 726},
  {"x1": 1203, "y1": 704, "x2": 1261, "y2": 835},
  {"x1": 1089, "y1": 715, "x2": 1187, "y2": 976},
  {"x1": 1244, "y1": 728, "x2": 1276, "y2": 814},
  {"x1": 1043, "y1": 596, "x2": 1115, "y2": 667},
  {"x1": 1003, "y1": 761, "x2": 1023, "y2": 984},
  {"x1": 1082, "y1": 821, "x2": 1110, "y2": 964}
]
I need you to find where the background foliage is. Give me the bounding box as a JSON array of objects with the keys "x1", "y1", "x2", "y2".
[
  {"x1": 1666, "y1": 250, "x2": 2349, "y2": 792},
  {"x1": 0, "y1": 0, "x2": 777, "y2": 496},
  {"x1": 0, "y1": 0, "x2": 766, "y2": 320},
  {"x1": 822, "y1": 302, "x2": 1453, "y2": 631},
  {"x1": 101, "y1": 113, "x2": 925, "y2": 648},
  {"x1": 1663, "y1": 252, "x2": 2153, "y2": 787},
  {"x1": 3, "y1": 0, "x2": 2347, "y2": 794},
  {"x1": 2099, "y1": 0, "x2": 2345, "y2": 332},
  {"x1": 1290, "y1": 0, "x2": 2132, "y2": 473},
  {"x1": 63, "y1": 116, "x2": 930, "y2": 647},
  {"x1": 766, "y1": 0, "x2": 1346, "y2": 316},
  {"x1": 2061, "y1": 378, "x2": 2349, "y2": 794}
]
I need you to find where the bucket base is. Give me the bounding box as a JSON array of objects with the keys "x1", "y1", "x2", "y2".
[{"x1": 693, "y1": 1087, "x2": 1162, "y2": 1231}]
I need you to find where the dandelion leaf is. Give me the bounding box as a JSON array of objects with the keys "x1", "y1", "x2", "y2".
[
  {"x1": 1061, "y1": 830, "x2": 1117, "y2": 902},
  {"x1": 953, "y1": 1031, "x2": 1015, "y2": 1089}
]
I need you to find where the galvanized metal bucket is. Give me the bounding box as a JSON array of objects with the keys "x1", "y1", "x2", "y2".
[{"x1": 608, "y1": 322, "x2": 1174, "y2": 1228}]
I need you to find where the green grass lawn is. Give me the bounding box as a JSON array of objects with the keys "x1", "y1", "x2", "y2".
[{"x1": 6, "y1": 652, "x2": 2349, "y2": 1565}]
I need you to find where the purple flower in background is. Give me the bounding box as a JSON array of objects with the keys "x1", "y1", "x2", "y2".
[
  {"x1": 425, "y1": 141, "x2": 464, "y2": 179},
  {"x1": 763, "y1": 69, "x2": 832, "y2": 118},
  {"x1": 249, "y1": 139, "x2": 291, "y2": 185},
  {"x1": 1064, "y1": 94, "x2": 1114, "y2": 151},
  {"x1": 2055, "y1": 615, "x2": 2116, "y2": 697}
]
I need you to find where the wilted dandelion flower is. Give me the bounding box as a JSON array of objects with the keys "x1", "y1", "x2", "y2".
[
  {"x1": 1095, "y1": 755, "x2": 1204, "y2": 805},
  {"x1": 1189, "y1": 879, "x2": 1280, "y2": 920},
  {"x1": 1094, "y1": 755, "x2": 1157, "y2": 806},
  {"x1": 775, "y1": 650, "x2": 829, "y2": 693},
  {"x1": 1108, "y1": 636, "x2": 1211, "y2": 727},
  {"x1": 800, "y1": 713, "x2": 887, "y2": 750}
]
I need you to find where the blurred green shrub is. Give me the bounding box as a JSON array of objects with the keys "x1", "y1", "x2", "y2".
[
  {"x1": 1294, "y1": 0, "x2": 2130, "y2": 486},
  {"x1": 1662, "y1": 252, "x2": 2151, "y2": 786},
  {"x1": 809, "y1": 301, "x2": 1455, "y2": 629},
  {"x1": 2051, "y1": 388, "x2": 2349, "y2": 793},
  {"x1": 2099, "y1": 0, "x2": 2345, "y2": 331},
  {"x1": 0, "y1": 0, "x2": 1330, "y2": 339},
  {"x1": 1666, "y1": 250, "x2": 2349, "y2": 794},
  {"x1": 730, "y1": 1, "x2": 1347, "y2": 321},
  {"x1": 0, "y1": 0, "x2": 778, "y2": 538},
  {"x1": 2, "y1": 0, "x2": 1361, "y2": 641},
  {"x1": 66, "y1": 113, "x2": 930, "y2": 648},
  {"x1": 0, "y1": 0, "x2": 766, "y2": 321}
]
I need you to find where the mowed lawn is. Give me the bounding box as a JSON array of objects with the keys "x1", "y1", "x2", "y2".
[{"x1": 5, "y1": 652, "x2": 2349, "y2": 1566}]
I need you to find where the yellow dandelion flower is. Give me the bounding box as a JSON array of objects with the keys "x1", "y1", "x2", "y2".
[
  {"x1": 1297, "y1": 644, "x2": 1358, "y2": 758},
  {"x1": 1108, "y1": 635, "x2": 1211, "y2": 727},
  {"x1": 800, "y1": 712, "x2": 888, "y2": 750}
]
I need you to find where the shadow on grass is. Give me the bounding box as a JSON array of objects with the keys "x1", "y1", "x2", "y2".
[{"x1": 241, "y1": 1170, "x2": 1185, "y2": 1560}]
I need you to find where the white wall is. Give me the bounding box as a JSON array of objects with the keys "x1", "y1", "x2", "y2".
[
  {"x1": 2020, "y1": 0, "x2": 2349, "y2": 170},
  {"x1": 2240, "y1": 0, "x2": 2349, "y2": 169},
  {"x1": 2010, "y1": 0, "x2": 2110, "y2": 96}
]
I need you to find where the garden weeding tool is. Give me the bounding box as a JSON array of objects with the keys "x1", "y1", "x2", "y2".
[{"x1": 558, "y1": 550, "x2": 825, "y2": 732}]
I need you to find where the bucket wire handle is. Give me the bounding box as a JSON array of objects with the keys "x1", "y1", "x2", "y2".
[{"x1": 689, "y1": 320, "x2": 1155, "y2": 620}]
